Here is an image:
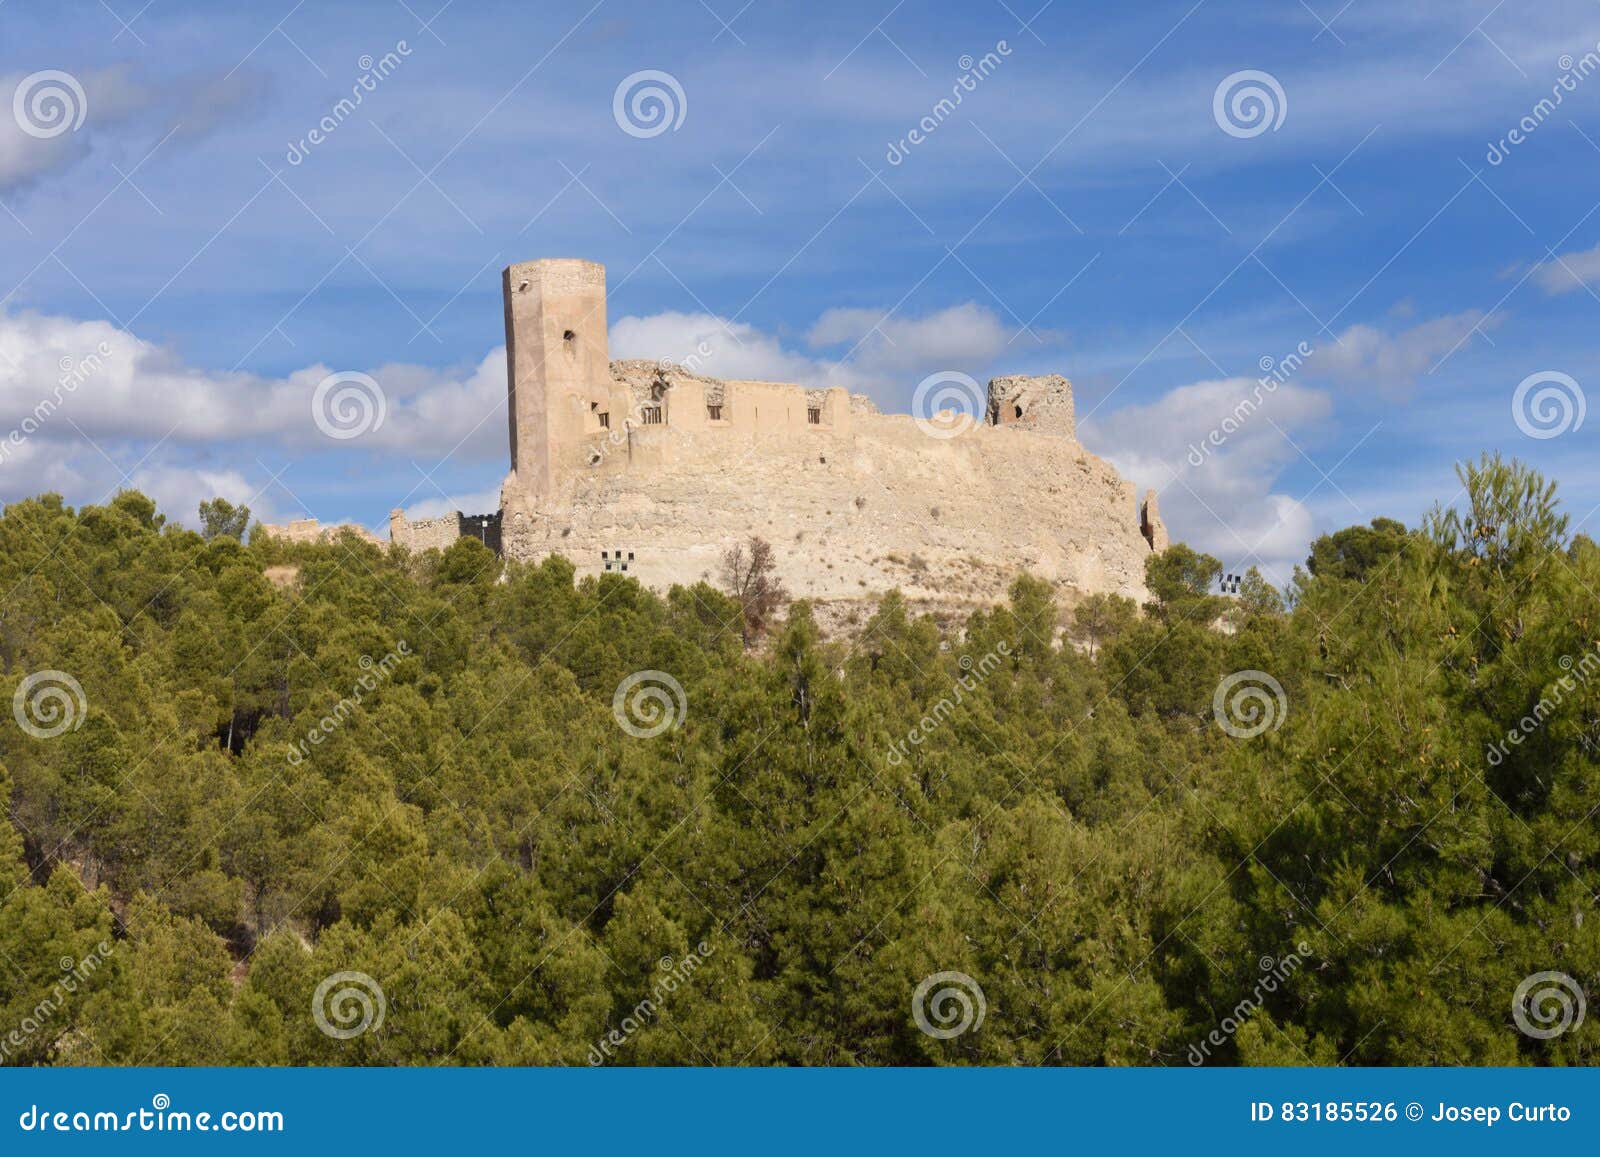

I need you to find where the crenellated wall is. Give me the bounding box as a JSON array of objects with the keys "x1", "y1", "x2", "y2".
[
  {"x1": 383, "y1": 257, "x2": 1168, "y2": 616},
  {"x1": 489, "y1": 365, "x2": 1155, "y2": 607}
]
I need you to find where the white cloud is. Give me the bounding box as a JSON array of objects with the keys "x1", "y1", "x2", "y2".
[
  {"x1": 16, "y1": 304, "x2": 1342, "y2": 570},
  {"x1": 1, "y1": 302, "x2": 1017, "y2": 480},
  {"x1": 1534, "y1": 241, "x2": 1600, "y2": 295},
  {"x1": 125, "y1": 465, "x2": 278, "y2": 530},
  {"x1": 1085, "y1": 377, "x2": 1334, "y2": 584},
  {"x1": 1312, "y1": 311, "x2": 1500, "y2": 396},
  {"x1": 613, "y1": 301, "x2": 1022, "y2": 404},
  {"x1": 609, "y1": 311, "x2": 817, "y2": 384},
  {"x1": 401, "y1": 488, "x2": 501, "y2": 524},
  {"x1": 0, "y1": 310, "x2": 508, "y2": 459}
]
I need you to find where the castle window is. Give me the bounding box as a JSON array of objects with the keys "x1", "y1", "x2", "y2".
[
  {"x1": 807, "y1": 407, "x2": 822, "y2": 425},
  {"x1": 642, "y1": 405, "x2": 663, "y2": 425},
  {"x1": 597, "y1": 411, "x2": 610, "y2": 429},
  {"x1": 707, "y1": 404, "x2": 723, "y2": 421}
]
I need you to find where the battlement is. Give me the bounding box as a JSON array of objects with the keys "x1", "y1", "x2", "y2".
[
  {"x1": 988, "y1": 374, "x2": 1074, "y2": 438},
  {"x1": 388, "y1": 257, "x2": 1166, "y2": 610}
]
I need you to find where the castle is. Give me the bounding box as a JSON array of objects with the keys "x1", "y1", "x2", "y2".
[{"x1": 278, "y1": 258, "x2": 1168, "y2": 613}]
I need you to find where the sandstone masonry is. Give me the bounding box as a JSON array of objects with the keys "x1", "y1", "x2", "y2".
[{"x1": 370, "y1": 258, "x2": 1165, "y2": 609}]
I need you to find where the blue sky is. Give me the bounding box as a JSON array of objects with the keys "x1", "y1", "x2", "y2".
[{"x1": 2, "y1": 0, "x2": 1599, "y2": 582}]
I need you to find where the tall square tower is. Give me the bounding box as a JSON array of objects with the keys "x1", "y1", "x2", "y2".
[{"x1": 503, "y1": 258, "x2": 610, "y2": 499}]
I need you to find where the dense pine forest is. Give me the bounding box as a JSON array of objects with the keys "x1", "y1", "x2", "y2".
[{"x1": 0, "y1": 452, "x2": 1594, "y2": 1066}]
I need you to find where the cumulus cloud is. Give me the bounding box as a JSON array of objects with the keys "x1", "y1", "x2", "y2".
[
  {"x1": 1312, "y1": 310, "x2": 1501, "y2": 396},
  {"x1": 125, "y1": 464, "x2": 281, "y2": 531},
  {"x1": 1533, "y1": 241, "x2": 1600, "y2": 295},
  {"x1": 2, "y1": 302, "x2": 1015, "y2": 487},
  {"x1": 609, "y1": 311, "x2": 817, "y2": 384},
  {"x1": 0, "y1": 301, "x2": 1116, "y2": 549},
  {"x1": 0, "y1": 310, "x2": 508, "y2": 458},
  {"x1": 401, "y1": 488, "x2": 501, "y2": 524},
  {"x1": 1084, "y1": 376, "x2": 1334, "y2": 584},
  {"x1": 613, "y1": 301, "x2": 1023, "y2": 404}
]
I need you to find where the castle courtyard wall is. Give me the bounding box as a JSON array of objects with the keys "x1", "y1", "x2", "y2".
[{"x1": 496, "y1": 406, "x2": 1151, "y2": 605}]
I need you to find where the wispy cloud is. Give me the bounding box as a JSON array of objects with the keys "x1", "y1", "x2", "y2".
[{"x1": 1534, "y1": 240, "x2": 1600, "y2": 295}]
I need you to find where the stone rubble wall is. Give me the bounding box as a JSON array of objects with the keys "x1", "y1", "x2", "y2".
[
  {"x1": 258, "y1": 518, "x2": 381, "y2": 547},
  {"x1": 388, "y1": 511, "x2": 466, "y2": 552},
  {"x1": 496, "y1": 386, "x2": 1155, "y2": 608}
]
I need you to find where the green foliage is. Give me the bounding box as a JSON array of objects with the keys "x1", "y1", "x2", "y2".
[
  {"x1": 1070, "y1": 591, "x2": 1139, "y2": 658},
  {"x1": 198, "y1": 498, "x2": 251, "y2": 542},
  {"x1": 1426, "y1": 452, "x2": 1569, "y2": 578},
  {"x1": 0, "y1": 469, "x2": 1593, "y2": 1067},
  {"x1": 1144, "y1": 543, "x2": 1225, "y2": 624},
  {"x1": 1305, "y1": 517, "x2": 1411, "y2": 582}
]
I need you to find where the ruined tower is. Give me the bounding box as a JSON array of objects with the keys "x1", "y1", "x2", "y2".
[
  {"x1": 503, "y1": 258, "x2": 610, "y2": 500},
  {"x1": 383, "y1": 254, "x2": 1170, "y2": 610}
]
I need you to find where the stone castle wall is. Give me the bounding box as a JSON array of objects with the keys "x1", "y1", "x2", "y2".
[
  {"x1": 379, "y1": 257, "x2": 1168, "y2": 613},
  {"x1": 390, "y1": 512, "x2": 463, "y2": 552},
  {"x1": 258, "y1": 518, "x2": 381, "y2": 547},
  {"x1": 489, "y1": 392, "x2": 1152, "y2": 605},
  {"x1": 390, "y1": 510, "x2": 503, "y2": 554}
]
